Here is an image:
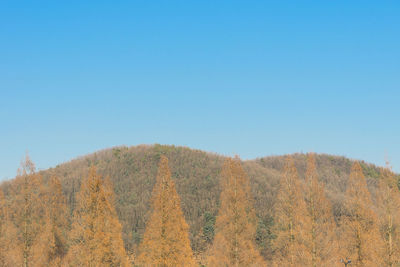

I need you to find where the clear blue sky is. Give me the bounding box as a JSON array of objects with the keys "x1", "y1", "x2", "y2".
[{"x1": 1, "y1": 1, "x2": 399, "y2": 180}]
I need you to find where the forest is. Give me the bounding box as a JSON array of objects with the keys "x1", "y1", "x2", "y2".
[{"x1": 0, "y1": 144, "x2": 399, "y2": 267}]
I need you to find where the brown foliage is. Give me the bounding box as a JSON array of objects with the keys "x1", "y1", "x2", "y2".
[
  {"x1": 376, "y1": 163, "x2": 400, "y2": 266},
  {"x1": 66, "y1": 166, "x2": 127, "y2": 267},
  {"x1": 1, "y1": 145, "x2": 397, "y2": 264},
  {"x1": 0, "y1": 188, "x2": 19, "y2": 266},
  {"x1": 1, "y1": 156, "x2": 70, "y2": 267},
  {"x1": 207, "y1": 157, "x2": 265, "y2": 267},
  {"x1": 137, "y1": 155, "x2": 196, "y2": 267},
  {"x1": 38, "y1": 175, "x2": 69, "y2": 266},
  {"x1": 272, "y1": 156, "x2": 311, "y2": 266},
  {"x1": 10, "y1": 155, "x2": 47, "y2": 267},
  {"x1": 304, "y1": 153, "x2": 339, "y2": 267},
  {"x1": 11, "y1": 145, "x2": 387, "y2": 257},
  {"x1": 137, "y1": 155, "x2": 196, "y2": 266},
  {"x1": 339, "y1": 161, "x2": 384, "y2": 267}
]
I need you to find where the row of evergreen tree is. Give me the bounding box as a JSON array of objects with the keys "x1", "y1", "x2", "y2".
[{"x1": 0, "y1": 153, "x2": 399, "y2": 266}]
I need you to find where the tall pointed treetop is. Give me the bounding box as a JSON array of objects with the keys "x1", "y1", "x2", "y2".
[
  {"x1": 340, "y1": 161, "x2": 384, "y2": 266},
  {"x1": 304, "y1": 153, "x2": 339, "y2": 267},
  {"x1": 67, "y1": 166, "x2": 128, "y2": 267},
  {"x1": 272, "y1": 156, "x2": 311, "y2": 267},
  {"x1": 207, "y1": 157, "x2": 265, "y2": 267},
  {"x1": 137, "y1": 155, "x2": 196, "y2": 267}
]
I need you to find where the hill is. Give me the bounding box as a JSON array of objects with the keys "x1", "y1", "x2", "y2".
[{"x1": 1, "y1": 144, "x2": 397, "y2": 260}]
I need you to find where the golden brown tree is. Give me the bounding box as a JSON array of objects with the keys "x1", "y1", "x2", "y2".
[
  {"x1": 376, "y1": 163, "x2": 400, "y2": 267},
  {"x1": 66, "y1": 166, "x2": 128, "y2": 267},
  {"x1": 304, "y1": 153, "x2": 339, "y2": 267},
  {"x1": 207, "y1": 157, "x2": 265, "y2": 267},
  {"x1": 137, "y1": 155, "x2": 196, "y2": 267},
  {"x1": 272, "y1": 156, "x2": 311, "y2": 267},
  {"x1": 9, "y1": 154, "x2": 44, "y2": 267},
  {"x1": 339, "y1": 161, "x2": 384, "y2": 266},
  {"x1": 31, "y1": 175, "x2": 69, "y2": 266},
  {"x1": 9, "y1": 161, "x2": 69, "y2": 267},
  {"x1": 1, "y1": 168, "x2": 68, "y2": 267}
]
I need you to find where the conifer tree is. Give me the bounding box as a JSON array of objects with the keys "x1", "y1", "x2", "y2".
[
  {"x1": 339, "y1": 161, "x2": 384, "y2": 266},
  {"x1": 66, "y1": 166, "x2": 127, "y2": 267},
  {"x1": 272, "y1": 156, "x2": 311, "y2": 266},
  {"x1": 32, "y1": 175, "x2": 68, "y2": 266},
  {"x1": 304, "y1": 153, "x2": 339, "y2": 267},
  {"x1": 9, "y1": 159, "x2": 70, "y2": 267},
  {"x1": 137, "y1": 155, "x2": 196, "y2": 267},
  {"x1": 376, "y1": 163, "x2": 400, "y2": 267},
  {"x1": 10, "y1": 154, "x2": 44, "y2": 267},
  {"x1": 207, "y1": 157, "x2": 265, "y2": 267}
]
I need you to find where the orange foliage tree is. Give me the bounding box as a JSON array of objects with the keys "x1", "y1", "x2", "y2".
[
  {"x1": 32, "y1": 175, "x2": 69, "y2": 266},
  {"x1": 9, "y1": 155, "x2": 46, "y2": 267},
  {"x1": 207, "y1": 157, "x2": 265, "y2": 267},
  {"x1": 339, "y1": 161, "x2": 384, "y2": 266},
  {"x1": 272, "y1": 156, "x2": 311, "y2": 266},
  {"x1": 137, "y1": 155, "x2": 196, "y2": 267},
  {"x1": 66, "y1": 166, "x2": 127, "y2": 267},
  {"x1": 304, "y1": 153, "x2": 339, "y2": 267},
  {"x1": 376, "y1": 163, "x2": 400, "y2": 267}
]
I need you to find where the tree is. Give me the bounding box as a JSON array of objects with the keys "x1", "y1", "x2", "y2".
[
  {"x1": 137, "y1": 155, "x2": 196, "y2": 267},
  {"x1": 207, "y1": 157, "x2": 265, "y2": 267},
  {"x1": 66, "y1": 166, "x2": 127, "y2": 267},
  {"x1": 272, "y1": 156, "x2": 311, "y2": 266},
  {"x1": 8, "y1": 154, "x2": 45, "y2": 267},
  {"x1": 304, "y1": 153, "x2": 339, "y2": 267},
  {"x1": 31, "y1": 175, "x2": 69, "y2": 266},
  {"x1": 376, "y1": 163, "x2": 400, "y2": 266},
  {"x1": 339, "y1": 161, "x2": 384, "y2": 266}
]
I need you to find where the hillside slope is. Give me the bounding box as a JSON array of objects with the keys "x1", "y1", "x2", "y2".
[{"x1": 1, "y1": 144, "x2": 396, "y2": 259}]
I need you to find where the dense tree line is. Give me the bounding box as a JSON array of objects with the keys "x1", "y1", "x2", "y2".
[{"x1": 0, "y1": 145, "x2": 399, "y2": 266}]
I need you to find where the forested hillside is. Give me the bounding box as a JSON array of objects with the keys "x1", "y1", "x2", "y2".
[{"x1": 1, "y1": 144, "x2": 398, "y2": 265}]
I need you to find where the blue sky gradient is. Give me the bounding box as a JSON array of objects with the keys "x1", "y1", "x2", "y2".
[{"x1": 1, "y1": 1, "x2": 399, "y2": 179}]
